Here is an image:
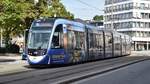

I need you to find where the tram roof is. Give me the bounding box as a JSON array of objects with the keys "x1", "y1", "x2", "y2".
[
  {"x1": 34, "y1": 17, "x2": 97, "y2": 28},
  {"x1": 34, "y1": 18, "x2": 124, "y2": 33}
]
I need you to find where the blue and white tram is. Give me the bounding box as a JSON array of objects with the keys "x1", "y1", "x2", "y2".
[{"x1": 26, "y1": 18, "x2": 131, "y2": 65}]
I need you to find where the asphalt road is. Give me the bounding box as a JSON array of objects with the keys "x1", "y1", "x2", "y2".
[{"x1": 74, "y1": 59, "x2": 150, "y2": 84}]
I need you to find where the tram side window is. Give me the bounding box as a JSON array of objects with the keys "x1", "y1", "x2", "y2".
[
  {"x1": 105, "y1": 33, "x2": 112, "y2": 49},
  {"x1": 93, "y1": 34, "x2": 96, "y2": 48},
  {"x1": 114, "y1": 37, "x2": 120, "y2": 50},
  {"x1": 89, "y1": 33, "x2": 99, "y2": 49},
  {"x1": 123, "y1": 37, "x2": 126, "y2": 47},
  {"x1": 51, "y1": 25, "x2": 63, "y2": 48},
  {"x1": 75, "y1": 31, "x2": 80, "y2": 49},
  {"x1": 96, "y1": 34, "x2": 100, "y2": 48},
  {"x1": 97, "y1": 33, "x2": 103, "y2": 49},
  {"x1": 79, "y1": 32, "x2": 85, "y2": 49},
  {"x1": 74, "y1": 32, "x2": 85, "y2": 49},
  {"x1": 67, "y1": 30, "x2": 76, "y2": 49},
  {"x1": 89, "y1": 33, "x2": 93, "y2": 48}
]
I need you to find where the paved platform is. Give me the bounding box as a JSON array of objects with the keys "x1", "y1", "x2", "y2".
[
  {"x1": 0, "y1": 54, "x2": 32, "y2": 76},
  {"x1": 130, "y1": 51, "x2": 150, "y2": 56}
]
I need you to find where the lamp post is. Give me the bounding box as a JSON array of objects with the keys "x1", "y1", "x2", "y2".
[{"x1": 111, "y1": 0, "x2": 114, "y2": 30}]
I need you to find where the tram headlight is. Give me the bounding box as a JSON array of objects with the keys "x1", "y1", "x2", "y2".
[{"x1": 52, "y1": 55, "x2": 64, "y2": 60}]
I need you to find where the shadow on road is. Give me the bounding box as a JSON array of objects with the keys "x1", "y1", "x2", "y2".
[{"x1": 0, "y1": 59, "x2": 16, "y2": 62}]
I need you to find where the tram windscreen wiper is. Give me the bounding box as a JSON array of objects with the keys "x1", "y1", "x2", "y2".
[
  {"x1": 37, "y1": 41, "x2": 45, "y2": 49},
  {"x1": 38, "y1": 44, "x2": 43, "y2": 50},
  {"x1": 37, "y1": 39, "x2": 49, "y2": 49}
]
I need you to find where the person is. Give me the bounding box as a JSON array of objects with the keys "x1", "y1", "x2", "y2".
[{"x1": 19, "y1": 44, "x2": 23, "y2": 54}]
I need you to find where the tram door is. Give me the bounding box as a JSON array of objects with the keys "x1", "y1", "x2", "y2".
[
  {"x1": 67, "y1": 29, "x2": 77, "y2": 63},
  {"x1": 65, "y1": 25, "x2": 86, "y2": 63},
  {"x1": 89, "y1": 33, "x2": 95, "y2": 60},
  {"x1": 65, "y1": 25, "x2": 78, "y2": 63},
  {"x1": 89, "y1": 31, "x2": 104, "y2": 60},
  {"x1": 126, "y1": 37, "x2": 131, "y2": 55},
  {"x1": 93, "y1": 31, "x2": 104, "y2": 59},
  {"x1": 104, "y1": 32, "x2": 113, "y2": 58},
  {"x1": 51, "y1": 24, "x2": 64, "y2": 49},
  {"x1": 113, "y1": 35, "x2": 121, "y2": 57},
  {"x1": 121, "y1": 36, "x2": 126, "y2": 56}
]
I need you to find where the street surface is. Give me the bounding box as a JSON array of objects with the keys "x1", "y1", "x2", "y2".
[
  {"x1": 0, "y1": 54, "x2": 33, "y2": 76},
  {"x1": 0, "y1": 51, "x2": 150, "y2": 84},
  {"x1": 74, "y1": 59, "x2": 150, "y2": 84}
]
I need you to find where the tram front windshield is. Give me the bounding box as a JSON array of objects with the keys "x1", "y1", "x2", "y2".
[{"x1": 28, "y1": 30, "x2": 51, "y2": 49}]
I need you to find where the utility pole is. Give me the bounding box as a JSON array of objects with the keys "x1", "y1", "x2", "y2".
[{"x1": 111, "y1": 0, "x2": 114, "y2": 30}]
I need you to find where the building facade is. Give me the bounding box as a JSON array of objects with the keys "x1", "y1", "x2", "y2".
[
  {"x1": 89, "y1": 21, "x2": 104, "y2": 29},
  {"x1": 104, "y1": 0, "x2": 150, "y2": 51}
]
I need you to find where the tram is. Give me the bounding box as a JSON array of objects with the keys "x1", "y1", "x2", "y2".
[{"x1": 25, "y1": 18, "x2": 131, "y2": 65}]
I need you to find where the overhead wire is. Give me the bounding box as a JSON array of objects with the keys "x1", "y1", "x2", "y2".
[{"x1": 75, "y1": 0, "x2": 104, "y2": 11}]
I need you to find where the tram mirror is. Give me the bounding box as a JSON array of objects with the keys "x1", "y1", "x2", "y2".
[{"x1": 63, "y1": 24, "x2": 67, "y2": 33}]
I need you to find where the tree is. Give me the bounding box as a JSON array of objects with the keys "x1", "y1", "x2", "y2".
[
  {"x1": 0, "y1": 0, "x2": 74, "y2": 48},
  {"x1": 0, "y1": 0, "x2": 35, "y2": 47},
  {"x1": 49, "y1": 0, "x2": 74, "y2": 19},
  {"x1": 93, "y1": 15, "x2": 103, "y2": 21},
  {"x1": 34, "y1": 0, "x2": 51, "y2": 18}
]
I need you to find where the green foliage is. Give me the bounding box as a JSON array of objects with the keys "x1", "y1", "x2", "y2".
[
  {"x1": 0, "y1": 0, "x2": 35, "y2": 46},
  {"x1": 0, "y1": 0, "x2": 74, "y2": 48},
  {"x1": 93, "y1": 15, "x2": 103, "y2": 21},
  {"x1": 49, "y1": 0, "x2": 74, "y2": 19}
]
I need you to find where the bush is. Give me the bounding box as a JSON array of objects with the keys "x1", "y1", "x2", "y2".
[
  {"x1": 0, "y1": 47, "x2": 6, "y2": 53},
  {"x1": 6, "y1": 44, "x2": 20, "y2": 53}
]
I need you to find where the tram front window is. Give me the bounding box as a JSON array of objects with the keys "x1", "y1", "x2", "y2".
[{"x1": 28, "y1": 32, "x2": 51, "y2": 49}]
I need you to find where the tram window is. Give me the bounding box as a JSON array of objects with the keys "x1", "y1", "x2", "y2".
[
  {"x1": 51, "y1": 25, "x2": 63, "y2": 48},
  {"x1": 67, "y1": 30, "x2": 76, "y2": 49},
  {"x1": 96, "y1": 34, "x2": 99, "y2": 48},
  {"x1": 68, "y1": 31, "x2": 85, "y2": 50},
  {"x1": 75, "y1": 31, "x2": 80, "y2": 49},
  {"x1": 105, "y1": 33, "x2": 112, "y2": 49},
  {"x1": 79, "y1": 32, "x2": 85, "y2": 49},
  {"x1": 96, "y1": 34, "x2": 98, "y2": 48},
  {"x1": 90, "y1": 33, "x2": 94, "y2": 48},
  {"x1": 93, "y1": 34, "x2": 96, "y2": 48},
  {"x1": 114, "y1": 37, "x2": 120, "y2": 50},
  {"x1": 97, "y1": 34, "x2": 103, "y2": 49}
]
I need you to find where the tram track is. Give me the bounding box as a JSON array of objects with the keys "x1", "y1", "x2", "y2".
[
  {"x1": 0, "y1": 58, "x2": 123, "y2": 83},
  {"x1": 59, "y1": 57, "x2": 150, "y2": 84},
  {"x1": 0, "y1": 56, "x2": 150, "y2": 84},
  {"x1": 42, "y1": 56, "x2": 150, "y2": 84}
]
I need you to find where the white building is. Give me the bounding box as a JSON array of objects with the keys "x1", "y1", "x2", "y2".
[
  {"x1": 104, "y1": 0, "x2": 150, "y2": 51},
  {"x1": 89, "y1": 21, "x2": 104, "y2": 29}
]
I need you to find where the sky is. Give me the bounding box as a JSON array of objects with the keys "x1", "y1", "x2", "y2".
[{"x1": 61, "y1": 0, "x2": 104, "y2": 20}]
